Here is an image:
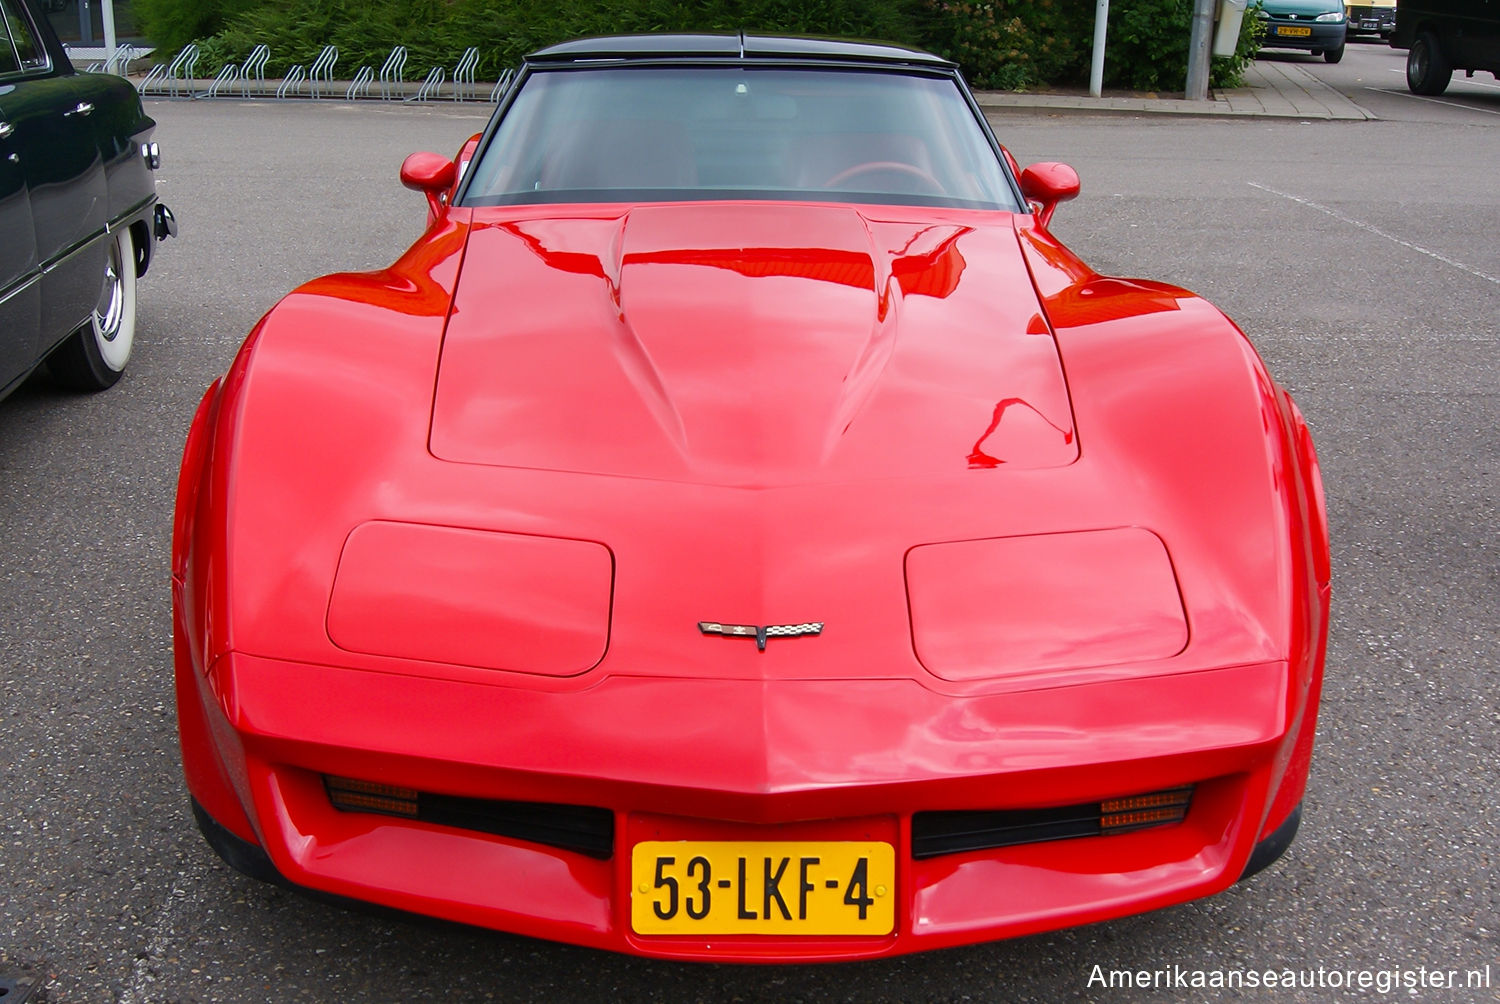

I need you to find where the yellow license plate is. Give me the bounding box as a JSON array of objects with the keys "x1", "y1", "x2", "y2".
[
  {"x1": 1277, "y1": 25, "x2": 1313, "y2": 36},
  {"x1": 631, "y1": 841, "x2": 895, "y2": 935}
]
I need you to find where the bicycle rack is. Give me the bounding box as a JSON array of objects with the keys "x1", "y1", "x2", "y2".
[
  {"x1": 95, "y1": 43, "x2": 138, "y2": 75},
  {"x1": 489, "y1": 67, "x2": 514, "y2": 103},
  {"x1": 165, "y1": 43, "x2": 199, "y2": 98},
  {"x1": 140, "y1": 39, "x2": 508, "y2": 105},
  {"x1": 411, "y1": 66, "x2": 444, "y2": 102},
  {"x1": 140, "y1": 63, "x2": 167, "y2": 95},
  {"x1": 203, "y1": 63, "x2": 239, "y2": 98},
  {"x1": 452, "y1": 47, "x2": 479, "y2": 101},
  {"x1": 275, "y1": 64, "x2": 306, "y2": 99},
  {"x1": 347, "y1": 65, "x2": 375, "y2": 100},
  {"x1": 309, "y1": 45, "x2": 338, "y2": 98},
  {"x1": 242, "y1": 43, "x2": 270, "y2": 97},
  {"x1": 379, "y1": 45, "x2": 408, "y2": 100}
]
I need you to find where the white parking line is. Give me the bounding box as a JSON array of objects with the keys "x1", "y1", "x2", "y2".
[
  {"x1": 1248, "y1": 182, "x2": 1500, "y2": 286},
  {"x1": 1367, "y1": 85, "x2": 1500, "y2": 115},
  {"x1": 118, "y1": 864, "x2": 200, "y2": 1004},
  {"x1": 1387, "y1": 67, "x2": 1500, "y2": 91}
]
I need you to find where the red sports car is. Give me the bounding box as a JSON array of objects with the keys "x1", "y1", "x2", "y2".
[{"x1": 172, "y1": 34, "x2": 1330, "y2": 962}]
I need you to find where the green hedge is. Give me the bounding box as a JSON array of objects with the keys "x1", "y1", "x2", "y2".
[
  {"x1": 140, "y1": 0, "x2": 920, "y2": 82},
  {"x1": 918, "y1": 0, "x2": 1263, "y2": 91},
  {"x1": 1103, "y1": 0, "x2": 1263, "y2": 90},
  {"x1": 915, "y1": 0, "x2": 1092, "y2": 91},
  {"x1": 137, "y1": 0, "x2": 1262, "y2": 93}
]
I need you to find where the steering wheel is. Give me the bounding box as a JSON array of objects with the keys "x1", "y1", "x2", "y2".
[{"x1": 824, "y1": 161, "x2": 945, "y2": 195}]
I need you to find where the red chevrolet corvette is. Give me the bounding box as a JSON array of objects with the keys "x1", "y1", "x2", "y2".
[{"x1": 172, "y1": 34, "x2": 1330, "y2": 961}]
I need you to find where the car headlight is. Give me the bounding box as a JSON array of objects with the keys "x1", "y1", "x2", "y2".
[
  {"x1": 327, "y1": 521, "x2": 615, "y2": 677},
  {"x1": 1255, "y1": 7, "x2": 1270, "y2": 16},
  {"x1": 1315, "y1": 10, "x2": 1345, "y2": 20},
  {"x1": 905, "y1": 528, "x2": 1188, "y2": 682}
]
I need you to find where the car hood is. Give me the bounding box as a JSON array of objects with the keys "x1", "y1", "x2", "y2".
[
  {"x1": 202, "y1": 204, "x2": 1299, "y2": 691},
  {"x1": 430, "y1": 202, "x2": 1077, "y2": 487}
]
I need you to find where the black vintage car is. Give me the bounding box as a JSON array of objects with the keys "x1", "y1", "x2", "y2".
[{"x1": 0, "y1": 0, "x2": 173, "y2": 401}]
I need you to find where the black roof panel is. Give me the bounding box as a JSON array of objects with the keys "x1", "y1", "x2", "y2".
[
  {"x1": 527, "y1": 32, "x2": 953, "y2": 69},
  {"x1": 742, "y1": 34, "x2": 951, "y2": 66}
]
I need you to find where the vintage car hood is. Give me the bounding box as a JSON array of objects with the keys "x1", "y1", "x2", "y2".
[{"x1": 430, "y1": 203, "x2": 1077, "y2": 486}]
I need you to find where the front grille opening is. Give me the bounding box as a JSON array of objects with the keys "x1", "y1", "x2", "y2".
[
  {"x1": 324, "y1": 775, "x2": 614, "y2": 859},
  {"x1": 912, "y1": 786, "x2": 1193, "y2": 859}
]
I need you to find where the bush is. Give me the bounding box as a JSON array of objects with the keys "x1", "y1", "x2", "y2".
[
  {"x1": 917, "y1": 0, "x2": 1092, "y2": 91},
  {"x1": 143, "y1": 0, "x2": 1262, "y2": 95},
  {"x1": 135, "y1": 0, "x2": 260, "y2": 57},
  {"x1": 1105, "y1": 0, "x2": 1262, "y2": 91},
  {"x1": 168, "y1": 0, "x2": 922, "y2": 82},
  {"x1": 918, "y1": 0, "x2": 1261, "y2": 93},
  {"x1": 1215, "y1": 3, "x2": 1265, "y2": 89}
]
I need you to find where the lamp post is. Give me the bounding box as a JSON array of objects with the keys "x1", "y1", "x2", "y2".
[
  {"x1": 1089, "y1": 0, "x2": 1109, "y2": 98},
  {"x1": 102, "y1": 0, "x2": 117, "y2": 60},
  {"x1": 1185, "y1": 0, "x2": 1216, "y2": 99},
  {"x1": 72, "y1": 0, "x2": 117, "y2": 57}
]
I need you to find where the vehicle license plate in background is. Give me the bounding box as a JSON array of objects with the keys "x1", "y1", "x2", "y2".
[
  {"x1": 1277, "y1": 25, "x2": 1314, "y2": 36},
  {"x1": 631, "y1": 841, "x2": 895, "y2": 935}
]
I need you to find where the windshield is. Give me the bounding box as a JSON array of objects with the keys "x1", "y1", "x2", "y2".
[{"x1": 461, "y1": 66, "x2": 1020, "y2": 211}]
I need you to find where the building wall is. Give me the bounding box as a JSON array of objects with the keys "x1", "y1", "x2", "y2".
[{"x1": 41, "y1": 0, "x2": 139, "y2": 46}]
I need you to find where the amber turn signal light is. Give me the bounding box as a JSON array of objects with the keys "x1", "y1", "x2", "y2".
[
  {"x1": 325, "y1": 776, "x2": 419, "y2": 817},
  {"x1": 1100, "y1": 786, "x2": 1193, "y2": 832}
]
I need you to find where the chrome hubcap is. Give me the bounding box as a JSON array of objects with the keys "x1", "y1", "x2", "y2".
[{"x1": 94, "y1": 240, "x2": 125, "y2": 343}]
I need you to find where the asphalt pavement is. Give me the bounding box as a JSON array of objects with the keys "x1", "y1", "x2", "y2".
[{"x1": 0, "y1": 41, "x2": 1496, "y2": 1002}]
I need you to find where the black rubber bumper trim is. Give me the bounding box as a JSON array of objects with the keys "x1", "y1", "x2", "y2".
[
  {"x1": 1239, "y1": 802, "x2": 1301, "y2": 881},
  {"x1": 191, "y1": 796, "x2": 288, "y2": 886}
]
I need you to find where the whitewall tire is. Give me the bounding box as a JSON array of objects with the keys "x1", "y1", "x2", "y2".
[{"x1": 50, "y1": 226, "x2": 138, "y2": 391}]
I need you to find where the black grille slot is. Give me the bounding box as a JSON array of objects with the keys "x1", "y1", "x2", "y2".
[
  {"x1": 913, "y1": 805, "x2": 1102, "y2": 858},
  {"x1": 912, "y1": 786, "x2": 1192, "y2": 859},
  {"x1": 324, "y1": 776, "x2": 614, "y2": 859},
  {"x1": 418, "y1": 794, "x2": 614, "y2": 859}
]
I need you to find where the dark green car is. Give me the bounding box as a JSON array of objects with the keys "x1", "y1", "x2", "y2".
[
  {"x1": 1256, "y1": 0, "x2": 1351, "y2": 61},
  {"x1": 0, "y1": 0, "x2": 173, "y2": 401}
]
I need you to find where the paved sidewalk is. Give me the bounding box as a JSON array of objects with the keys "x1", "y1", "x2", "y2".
[{"x1": 975, "y1": 57, "x2": 1373, "y2": 119}]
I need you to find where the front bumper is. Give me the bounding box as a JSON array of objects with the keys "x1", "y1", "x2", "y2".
[
  {"x1": 1344, "y1": 7, "x2": 1394, "y2": 35},
  {"x1": 1259, "y1": 20, "x2": 1347, "y2": 50},
  {"x1": 153, "y1": 203, "x2": 178, "y2": 242},
  {"x1": 178, "y1": 643, "x2": 1315, "y2": 961}
]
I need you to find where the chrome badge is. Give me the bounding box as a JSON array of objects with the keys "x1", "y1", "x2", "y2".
[{"x1": 698, "y1": 621, "x2": 824, "y2": 652}]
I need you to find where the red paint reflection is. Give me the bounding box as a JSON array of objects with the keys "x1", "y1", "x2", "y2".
[
  {"x1": 300, "y1": 217, "x2": 468, "y2": 316},
  {"x1": 968, "y1": 397, "x2": 1076, "y2": 469}
]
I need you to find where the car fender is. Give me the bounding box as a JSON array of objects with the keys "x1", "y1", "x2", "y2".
[
  {"x1": 1017, "y1": 221, "x2": 1329, "y2": 831},
  {"x1": 177, "y1": 212, "x2": 470, "y2": 679}
]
